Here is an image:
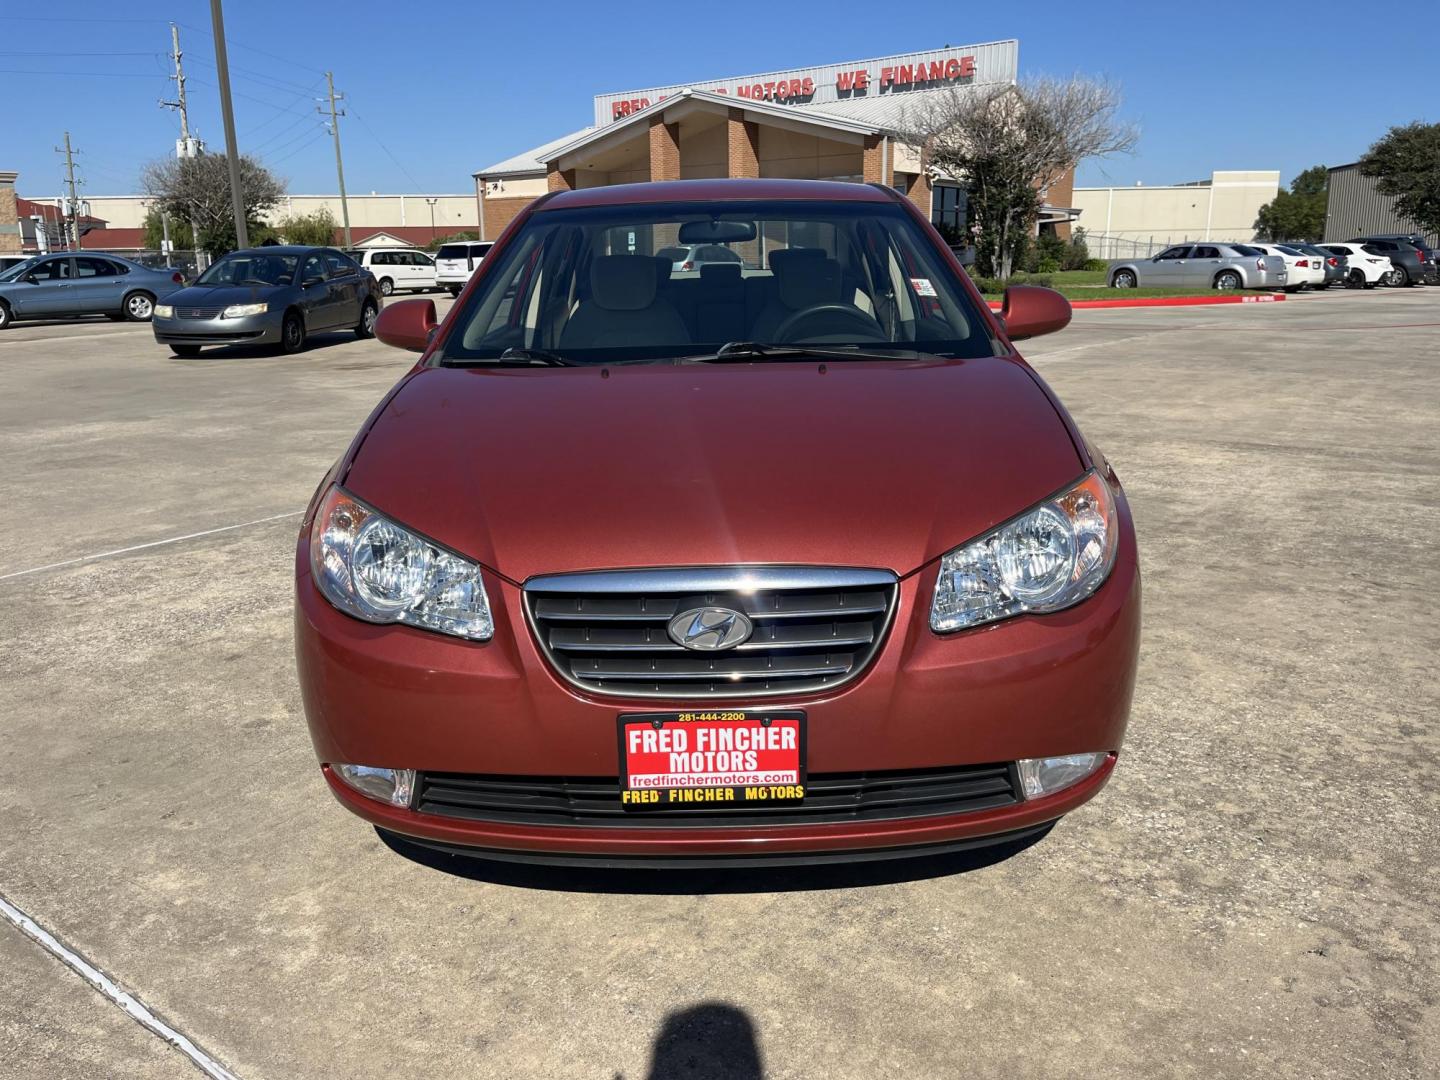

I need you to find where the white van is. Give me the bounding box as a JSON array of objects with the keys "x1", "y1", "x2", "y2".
[
  {"x1": 346, "y1": 249, "x2": 438, "y2": 296},
  {"x1": 434, "y1": 241, "x2": 493, "y2": 296}
]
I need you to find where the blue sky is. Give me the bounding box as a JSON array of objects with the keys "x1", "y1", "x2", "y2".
[{"x1": 3, "y1": 1, "x2": 1434, "y2": 198}]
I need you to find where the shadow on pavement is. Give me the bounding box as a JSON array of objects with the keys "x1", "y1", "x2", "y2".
[
  {"x1": 376, "y1": 823, "x2": 1053, "y2": 894},
  {"x1": 643, "y1": 1002, "x2": 763, "y2": 1080},
  {"x1": 164, "y1": 332, "x2": 362, "y2": 360}
]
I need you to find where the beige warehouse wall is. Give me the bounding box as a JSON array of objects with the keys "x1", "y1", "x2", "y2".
[
  {"x1": 1072, "y1": 170, "x2": 1280, "y2": 246},
  {"x1": 23, "y1": 193, "x2": 479, "y2": 232}
]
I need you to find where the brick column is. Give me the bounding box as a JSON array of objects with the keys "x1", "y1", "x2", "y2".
[
  {"x1": 861, "y1": 134, "x2": 888, "y2": 185},
  {"x1": 547, "y1": 165, "x2": 576, "y2": 192},
  {"x1": 649, "y1": 118, "x2": 681, "y2": 182},
  {"x1": 0, "y1": 171, "x2": 20, "y2": 254},
  {"x1": 726, "y1": 109, "x2": 760, "y2": 178},
  {"x1": 907, "y1": 171, "x2": 932, "y2": 216}
]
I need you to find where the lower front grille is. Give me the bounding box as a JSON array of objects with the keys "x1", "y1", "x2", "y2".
[
  {"x1": 524, "y1": 566, "x2": 898, "y2": 699},
  {"x1": 415, "y1": 763, "x2": 1019, "y2": 827}
]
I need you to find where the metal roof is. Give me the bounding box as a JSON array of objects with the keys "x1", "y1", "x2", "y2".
[{"x1": 475, "y1": 128, "x2": 595, "y2": 178}]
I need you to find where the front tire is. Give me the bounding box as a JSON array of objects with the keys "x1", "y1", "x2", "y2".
[
  {"x1": 0, "y1": 300, "x2": 11, "y2": 330},
  {"x1": 355, "y1": 299, "x2": 378, "y2": 339},
  {"x1": 1214, "y1": 270, "x2": 1242, "y2": 290},
  {"x1": 1390, "y1": 266, "x2": 1410, "y2": 287},
  {"x1": 279, "y1": 311, "x2": 306, "y2": 354},
  {"x1": 1110, "y1": 269, "x2": 1137, "y2": 289},
  {"x1": 378, "y1": 277, "x2": 394, "y2": 297},
  {"x1": 123, "y1": 291, "x2": 155, "y2": 321}
]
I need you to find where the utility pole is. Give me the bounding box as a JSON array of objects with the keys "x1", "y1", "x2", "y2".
[
  {"x1": 208, "y1": 0, "x2": 249, "y2": 250},
  {"x1": 425, "y1": 197, "x2": 438, "y2": 242},
  {"x1": 55, "y1": 132, "x2": 82, "y2": 250},
  {"x1": 320, "y1": 72, "x2": 352, "y2": 249},
  {"x1": 160, "y1": 21, "x2": 204, "y2": 265}
]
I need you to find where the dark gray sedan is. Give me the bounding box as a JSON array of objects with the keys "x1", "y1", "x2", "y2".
[
  {"x1": 152, "y1": 246, "x2": 381, "y2": 357},
  {"x1": 0, "y1": 252, "x2": 186, "y2": 329}
]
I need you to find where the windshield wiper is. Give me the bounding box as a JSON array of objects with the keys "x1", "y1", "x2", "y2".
[
  {"x1": 673, "y1": 341, "x2": 925, "y2": 364},
  {"x1": 496, "y1": 347, "x2": 579, "y2": 367}
]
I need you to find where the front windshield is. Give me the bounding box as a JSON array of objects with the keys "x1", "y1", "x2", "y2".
[
  {"x1": 0, "y1": 257, "x2": 39, "y2": 282},
  {"x1": 439, "y1": 199, "x2": 996, "y2": 366},
  {"x1": 196, "y1": 252, "x2": 299, "y2": 287}
]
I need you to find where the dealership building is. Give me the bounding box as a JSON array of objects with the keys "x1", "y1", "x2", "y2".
[{"x1": 472, "y1": 41, "x2": 1076, "y2": 241}]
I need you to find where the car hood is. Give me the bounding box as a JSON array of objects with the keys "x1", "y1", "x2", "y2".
[
  {"x1": 166, "y1": 283, "x2": 291, "y2": 305},
  {"x1": 341, "y1": 357, "x2": 1083, "y2": 581}
]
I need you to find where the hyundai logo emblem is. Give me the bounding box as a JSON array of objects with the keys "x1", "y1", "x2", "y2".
[{"x1": 668, "y1": 606, "x2": 753, "y2": 651}]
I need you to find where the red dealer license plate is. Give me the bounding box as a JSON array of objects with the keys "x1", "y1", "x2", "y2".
[{"x1": 618, "y1": 711, "x2": 807, "y2": 810}]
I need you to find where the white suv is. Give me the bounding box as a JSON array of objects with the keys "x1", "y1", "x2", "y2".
[
  {"x1": 434, "y1": 240, "x2": 493, "y2": 296},
  {"x1": 347, "y1": 248, "x2": 438, "y2": 296}
]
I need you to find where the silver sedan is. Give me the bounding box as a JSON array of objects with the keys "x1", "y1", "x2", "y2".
[
  {"x1": 151, "y1": 246, "x2": 381, "y2": 357},
  {"x1": 1108, "y1": 242, "x2": 1287, "y2": 290},
  {"x1": 0, "y1": 253, "x2": 186, "y2": 329}
]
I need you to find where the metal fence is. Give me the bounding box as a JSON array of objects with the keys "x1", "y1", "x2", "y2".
[
  {"x1": 80, "y1": 247, "x2": 209, "y2": 279},
  {"x1": 1083, "y1": 234, "x2": 1170, "y2": 260}
]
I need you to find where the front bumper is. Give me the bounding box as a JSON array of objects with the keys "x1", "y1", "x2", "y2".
[
  {"x1": 295, "y1": 494, "x2": 1141, "y2": 863},
  {"x1": 152, "y1": 312, "x2": 282, "y2": 346}
]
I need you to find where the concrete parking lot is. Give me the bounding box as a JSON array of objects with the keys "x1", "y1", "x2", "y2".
[{"x1": 1, "y1": 289, "x2": 1437, "y2": 1079}]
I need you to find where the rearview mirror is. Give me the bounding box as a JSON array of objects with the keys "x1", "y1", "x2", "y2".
[
  {"x1": 678, "y1": 219, "x2": 757, "y2": 244},
  {"x1": 1000, "y1": 285, "x2": 1071, "y2": 341},
  {"x1": 375, "y1": 298, "x2": 438, "y2": 353}
]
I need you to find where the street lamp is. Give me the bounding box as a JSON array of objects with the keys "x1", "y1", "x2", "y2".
[{"x1": 425, "y1": 197, "x2": 438, "y2": 242}]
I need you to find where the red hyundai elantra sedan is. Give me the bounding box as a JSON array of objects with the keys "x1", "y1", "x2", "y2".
[{"x1": 294, "y1": 178, "x2": 1140, "y2": 867}]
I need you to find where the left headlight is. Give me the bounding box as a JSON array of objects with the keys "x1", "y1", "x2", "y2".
[
  {"x1": 153, "y1": 304, "x2": 174, "y2": 318},
  {"x1": 222, "y1": 301, "x2": 268, "y2": 318},
  {"x1": 309, "y1": 485, "x2": 494, "y2": 641},
  {"x1": 930, "y1": 470, "x2": 1118, "y2": 633}
]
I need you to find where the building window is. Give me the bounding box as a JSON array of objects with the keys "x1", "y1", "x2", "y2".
[{"x1": 931, "y1": 183, "x2": 967, "y2": 232}]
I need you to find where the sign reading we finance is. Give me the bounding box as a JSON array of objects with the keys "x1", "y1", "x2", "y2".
[{"x1": 594, "y1": 41, "x2": 1016, "y2": 124}]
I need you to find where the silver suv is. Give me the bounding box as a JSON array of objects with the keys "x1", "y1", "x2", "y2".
[{"x1": 1109, "y1": 243, "x2": 1287, "y2": 290}]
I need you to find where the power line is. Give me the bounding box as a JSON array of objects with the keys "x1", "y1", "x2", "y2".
[{"x1": 346, "y1": 102, "x2": 425, "y2": 193}]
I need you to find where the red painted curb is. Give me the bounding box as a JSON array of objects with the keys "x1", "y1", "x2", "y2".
[{"x1": 987, "y1": 293, "x2": 1286, "y2": 311}]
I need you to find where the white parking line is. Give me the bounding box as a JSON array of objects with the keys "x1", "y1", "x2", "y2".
[
  {"x1": 0, "y1": 893, "x2": 241, "y2": 1080},
  {"x1": 0, "y1": 511, "x2": 302, "y2": 582}
]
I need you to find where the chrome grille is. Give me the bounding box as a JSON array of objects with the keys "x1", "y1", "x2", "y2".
[
  {"x1": 524, "y1": 567, "x2": 898, "y2": 699},
  {"x1": 178, "y1": 307, "x2": 222, "y2": 319}
]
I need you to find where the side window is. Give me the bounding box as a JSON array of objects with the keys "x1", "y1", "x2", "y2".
[
  {"x1": 30, "y1": 258, "x2": 71, "y2": 281},
  {"x1": 373, "y1": 251, "x2": 392, "y2": 266},
  {"x1": 324, "y1": 251, "x2": 354, "y2": 277},
  {"x1": 301, "y1": 254, "x2": 326, "y2": 283},
  {"x1": 1193, "y1": 246, "x2": 1220, "y2": 259},
  {"x1": 413, "y1": 252, "x2": 433, "y2": 266},
  {"x1": 75, "y1": 257, "x2": 118, "y2": 277},
  {"x1": 1157, "y1": 246, "x2": 1191, "y2": 260}
]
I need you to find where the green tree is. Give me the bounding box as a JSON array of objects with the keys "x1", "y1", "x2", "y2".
[
  {"x1": 273, "y1": 207, "x2": 337, "y2": 246},
  {"x1": 141, "y1": 153, "x2": 285, "y2": 257},
  {"x1": 1359, "y1": 122, "x2": 1440, "y2": 239},
  {"x1": 1254, "y1": 166, "x2": 1328, "y2": 241},
  {"x1": 141, "y1": 208, "x2": 193, "y2": 250},
  {"x1": 904, "y1": 77, "x2": 1137, "y2": 279}
]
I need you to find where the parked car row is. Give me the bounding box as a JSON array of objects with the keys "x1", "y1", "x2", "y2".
[{"x1": 1107, "y1": 233, "x2": 1438, "y2": 292}]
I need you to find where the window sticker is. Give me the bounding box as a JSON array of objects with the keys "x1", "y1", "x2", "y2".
[{"x1": 910, "y1": 277, "x2": 937, "y2": 297}]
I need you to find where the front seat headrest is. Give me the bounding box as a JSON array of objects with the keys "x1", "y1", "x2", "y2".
[
  {"x1": 770, "y1": 248, "x2": 841, "y2": 310},
  {"x1": 590, "y1": 255, "x2": 659, "y2": 311}
]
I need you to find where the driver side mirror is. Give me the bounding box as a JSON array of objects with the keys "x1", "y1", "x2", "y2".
[
  {"x1": 1000, "y1": 285, "x2": 1071, "y2": 341},
  {"x1": 375, "y1": 298, "x2": 438, "y2": 353},
  {"x1": 302, "y1": 275, "x2": 325, "y2": 288}
]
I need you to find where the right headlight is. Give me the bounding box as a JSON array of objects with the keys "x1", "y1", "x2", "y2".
[
  {"x1": 930, "y1": 471, "x2": 1118, "y2": 633},
  {"x1": 308, "y1": 485, "x2": 494, "y2": 641}
]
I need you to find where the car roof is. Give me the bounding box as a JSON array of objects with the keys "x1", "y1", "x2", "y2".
[
  {"x1": 228, "y1": 245, "x2": 326, "y2": 255},
  {"x1": 540, "y1": 178, "x2": 895, "y2": 211}
]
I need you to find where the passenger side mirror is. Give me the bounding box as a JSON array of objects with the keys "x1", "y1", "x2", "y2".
[
  {"x1": 375, "y1": 298, "x2": 438, "y2": 353},
  {"x1": 1000, "y1": 285, "x2": 1071, "y2": 341}
]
